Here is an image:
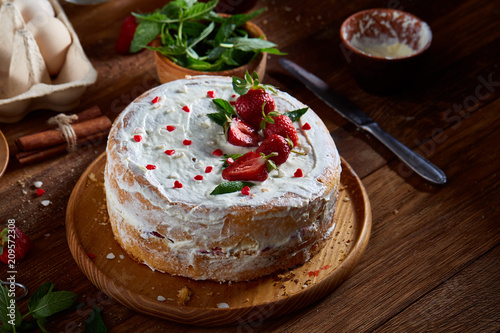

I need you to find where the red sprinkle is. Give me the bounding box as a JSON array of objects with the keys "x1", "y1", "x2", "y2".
[
  {"x1": 213, "y1": 149, "x2": 223, "y2": 156},
  {"x1": 173, "y1": 180, "x2": 183, "y2": 189},
  {"x1": 232, "y1": 94, "x2": 236, "y2": 98},
  {"x1": 321, "y1": 265, "x2": 332, "y2": 270},
  {"x1": 308, "y1": 270, "x2": 320, "y2": 277},
  {"x1": 146, "y1": 164, "x2": 156, "y2": 170},
  {"x1": 241, "y1": 186, "x2": 251, "y2": 195},
  {"x1": 207, "y1": 90, "x2": 216, "y2": 98},
  {"x1": 183, "y1": 139, "x2": 192, "y2": 146},
  {"x1": 194, "y1": 175, "x2": 203, "y2": 181},
  {"x1": 36, "y1": 188, "x2": 45, "y2": 196},
  {"x1": 294, "y1": 168, "x2": 303, "y2": 177},
  {"x1": 302, "y1": 122, "x2": 312, "y2": 130},
  {"x1": 205, "y1": 166, "x2": 213, "y2": 173},
  {"x1": 87, "y1": 253, "x2": 95, "y2": 259},
  {"x1": 166, "y1": 125, "x2": 176, "y2": 132},
  {"x1": 133, "y1": 135, "x2": 142, "y2": 142},
  {"x1": 226, "y1": 157, "x2": 234, "y2": 164},
  {"x1": 165, "y1": 149, "x2": 175, "y2": 156},
  {"x1": 152, "y1": 96, "x2": 160, "y2": 104},
  {"x1": 229, "y1": 101, "x2": 236, "y2": 106},
  {"x1": 182, "y1": 105, "x2": 190, "y2": 112}
]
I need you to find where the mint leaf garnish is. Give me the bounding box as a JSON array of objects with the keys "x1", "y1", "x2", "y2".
[
  {"x1": 208, "y1": 99, "x2": 236, "y2": 127},
  {"x1": 285, "y1": 108, "x2": 308, "y2": 122},
  {"x1": 210, "y1": 181, "x2": 255, "y2": 195}
]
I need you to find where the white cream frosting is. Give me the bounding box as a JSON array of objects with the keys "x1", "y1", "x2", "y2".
[
  {"x1": 104, "y1": 76, "x2": 341, "y2": 279},
  {"x1": 107, "y1": 76, "x2": 339, "y2": 217}
]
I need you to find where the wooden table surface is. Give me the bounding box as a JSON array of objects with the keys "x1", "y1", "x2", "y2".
[{"x1": 1, "y1": 0, "x2": 499, "y2": 332}]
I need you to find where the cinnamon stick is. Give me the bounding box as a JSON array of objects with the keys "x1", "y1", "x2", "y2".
[
  {"x1": 16, "y1": 131, "x2": 109, "y2": 165},
  {"x1": 16, "y1": 115, "x2": 112, "y2": 152},
  {"x1": 72, "y1": 106, "x2": 102, "y2": 123}
]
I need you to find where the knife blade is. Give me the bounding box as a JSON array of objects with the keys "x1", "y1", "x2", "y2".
[{"x1": 279, "y1": 58, "x2": 447, "y2": 185}]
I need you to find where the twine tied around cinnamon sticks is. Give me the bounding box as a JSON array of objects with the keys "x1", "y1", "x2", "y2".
[
  {"x1": 47, "y1": 113, "x2": 79, "y2": 152},
  {"x1": 15, "y1": 106, "x2": 112, "y2": 165}
]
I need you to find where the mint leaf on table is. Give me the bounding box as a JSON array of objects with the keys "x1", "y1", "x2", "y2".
[
  {"x1": 27, "y1": 282, "x2": 54, "y2": 313},
  {"x1": 210, "y1": 181, "x2": 255, "y2": 195},
  {"x1": 285, "y1": 108, "x2": 309, "y2": 122},
  {"x1": 31, "y1": 291, "x2": 76, "y2": 319},
  {"x1": 85, "y1": 306, "x2": 107, "y2": 333},
  {"x1": 0, "y1": 281, "x2": 21, "y2": 330}
]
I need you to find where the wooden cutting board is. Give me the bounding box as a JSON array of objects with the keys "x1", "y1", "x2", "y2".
[{"x1": 66, "y1": 153, "x2": 371, "y2": 326}]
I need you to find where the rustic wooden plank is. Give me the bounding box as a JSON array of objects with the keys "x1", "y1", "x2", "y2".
[
  {"x1": 251, "y1": 93, "x2": 500, "y2": 332},
  {"x1": 375, "y1": 244, "x2": 500, "y2": 333}
]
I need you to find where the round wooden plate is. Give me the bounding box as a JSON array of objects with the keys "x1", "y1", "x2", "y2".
[
  {"x1": 0, "y1": 130, "x2": 9, "y2": 177},
  {"x1": 66, "y1": 153, "x2": 371, "y2": 327}
]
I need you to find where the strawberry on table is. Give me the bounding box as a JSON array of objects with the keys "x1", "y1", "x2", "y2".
[
  {"x1": 0, "y1": 226, "x2": 33, "y2": 264},
  {"x1": 262, "y1": 114, "x2": 300, "y2": 147},
  {"x1": 115, "y1": 15, "x2": 139, "y2": 54},
  {"x1": 227, "y1": 117, "x2": 262, "y2": 147},
  {"x1": 222, "y1": 151, "x2": 274, "y2": 182},
  {"x1": 256, "y1": 134, "x2": 291, "y2": 165}
]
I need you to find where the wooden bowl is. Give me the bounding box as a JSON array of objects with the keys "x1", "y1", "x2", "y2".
[
  {"x1": 153, "y1": 18, "x2": 267, "y2": 83},
  {"x1": 340, "y1": 9, "x2": 432, "y2": 93}
]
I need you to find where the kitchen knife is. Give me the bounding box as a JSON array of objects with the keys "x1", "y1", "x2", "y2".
[{"x1": 279, "y1": 58, "x2": 447, "y2": 185}]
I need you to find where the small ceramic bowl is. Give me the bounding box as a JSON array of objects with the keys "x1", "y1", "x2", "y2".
[
  {"x1": 153, "y1": 17, "x2": 267, "y2": 83},
  {"x1": 340, "y1": 9, "x2": 432, "y2": 93}
]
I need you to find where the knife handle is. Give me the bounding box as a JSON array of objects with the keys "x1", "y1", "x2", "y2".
[{"x1": 363, "y1": 123, "x2": 447, "y2": 185}]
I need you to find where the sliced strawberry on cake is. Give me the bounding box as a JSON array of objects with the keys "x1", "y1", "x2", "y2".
[
  {"x1": 227, "y1": 117, "x2": 262, "y2": 147},
  {"x1": 222, "y1": 151, "x2": 277, "y2": 182}
]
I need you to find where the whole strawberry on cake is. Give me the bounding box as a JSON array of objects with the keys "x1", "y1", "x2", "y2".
[{"x1": 104, "y1": 72, "x2": 341, "y2": 282}]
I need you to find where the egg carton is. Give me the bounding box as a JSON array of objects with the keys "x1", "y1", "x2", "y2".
[{"x1": 0, "y1": 0, "x2": 97, "y2": 123}]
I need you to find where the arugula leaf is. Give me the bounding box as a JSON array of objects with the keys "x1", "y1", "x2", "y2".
[
  {"x1": 130, "y1": 20, "x2": 162, "y2": 53},
  {"x1": 285, "y1": 108, "x2": 309, "y2": 122},
  {"x1": 210, "y1": 181, "x2": 255, "y2": 195},
  {"x1": 28, "y1": 282, "x2": 54, "y2": 313},
  {"x1": 31, "y1": 291, "x2": 76, "y2": 319},
  {"x1": 0, "y1": 281, "x2": 21, "y2": 330},
  {"x1": 85, "y1": 306, "x2": 107, "y2": 333}
]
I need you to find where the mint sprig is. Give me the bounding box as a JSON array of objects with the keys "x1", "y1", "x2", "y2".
[
  {"x1": 207, "y1": 98, "x2": 236, "y2": 127},
  {"x1": 233, "y1": 71, "x2": 277, "y2": 95},
  {"x1": 130, "y1": 1, "x2": 283, "y2": 71},
  {"x1": 0, "y1": 281, "x2": 104, "y2": 333},
  {"x1": 210, "y1": 181, "x2": 255, "y2": 195}
]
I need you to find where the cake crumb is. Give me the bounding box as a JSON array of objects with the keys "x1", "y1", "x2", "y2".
[
  {"x1": 277, "y1": 272, "x2": 295, "y2": 281},
  {"x1": 393, "y1": 209, "x2": 399, "y2": 215},
  {"x1": 157, "y1": 295, "x2": 166, "y2": 302},
  {"x1": 343, "y1": 197, "x2": 350, "y2": 202},
  {"x1": 88, "y1": 173, "x2": 97, "y2": 182},
  {"x1": 41, "y1": 200, "x2": 51, "y2": 207},
  {"x1": 207, "y1": 291, "x2": 214, "y2": 296},
  {"x1": 34, "y1": 181, "x2": 43, "y2": 188},
  {"x1": 106, "y1": 253, "x2": 115, "y2": 260},
  {"x1": 177, "y1": 285, "x2": 193, "y2": 306},
  {"x1": 217, "y1": 302, "x2": 229, "y2": 308}
]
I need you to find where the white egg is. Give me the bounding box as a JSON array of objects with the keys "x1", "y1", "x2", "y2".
[
  {"x1": 27, "y1": 16, "x2": 72, "y2": 76},
  {"x1": 13, "y1": 0, "x2": 55, "y2": 23}
]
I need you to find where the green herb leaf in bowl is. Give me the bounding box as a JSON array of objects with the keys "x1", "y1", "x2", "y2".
[{"x1": 130, "y1": 0, "x2": 283, "y2": 71}]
